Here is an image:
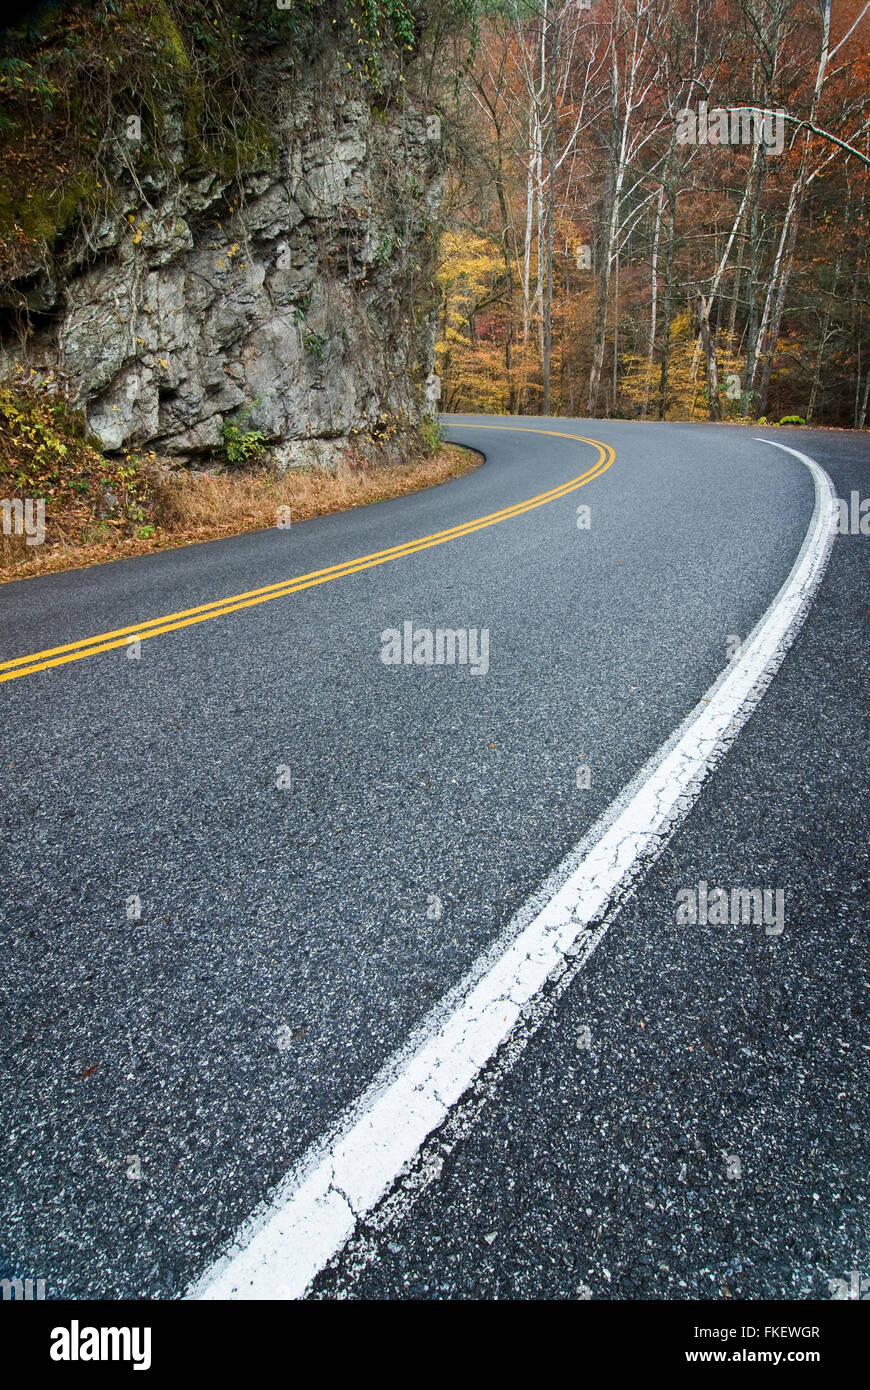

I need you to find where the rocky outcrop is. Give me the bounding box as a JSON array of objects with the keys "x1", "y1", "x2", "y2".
[{"x1": 3, "y1": 39, "x2": 443, "y2": 470}]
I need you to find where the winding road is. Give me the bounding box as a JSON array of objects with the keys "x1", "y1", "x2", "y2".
[{"x1": 1, "y1": 418, "x2": 867, "y2": 1300}]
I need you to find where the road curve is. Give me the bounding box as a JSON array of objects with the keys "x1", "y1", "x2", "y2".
[{"x1": 0, "y1": 418, "x2": 866, "y2": 1299}]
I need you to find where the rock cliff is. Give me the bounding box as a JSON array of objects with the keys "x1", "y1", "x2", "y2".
[{"x1": 0, "y1": 4, "x2": 446, "y2": 469}]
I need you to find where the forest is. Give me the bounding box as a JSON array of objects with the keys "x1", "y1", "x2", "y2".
[{"x1": 435, "y1": 0, "x2": 870, "y2": 427}]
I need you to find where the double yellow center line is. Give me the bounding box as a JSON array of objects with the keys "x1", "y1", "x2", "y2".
[{"x1": 0, "y1": 427, "x2": 614, "y2": 684}]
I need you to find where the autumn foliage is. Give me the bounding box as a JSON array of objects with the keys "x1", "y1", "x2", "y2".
[{"x1": 436, "y1": 0, "x2": 870, "y2": 426}]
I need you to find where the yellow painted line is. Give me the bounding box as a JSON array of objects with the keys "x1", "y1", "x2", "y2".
[
  {"x1": 2, "y1": 431, "x2": 604, "y2": 670},
  {"x1": 1, "y1": 428, "x2": 614, "y2": 684}
]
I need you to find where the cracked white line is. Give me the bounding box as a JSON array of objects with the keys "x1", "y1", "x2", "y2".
[{"x1": 188, "y1": 438, "x2": 836, "y2": 1301}]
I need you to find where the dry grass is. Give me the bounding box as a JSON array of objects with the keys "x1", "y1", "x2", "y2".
[{"x1": 0, "y1": 443, "x2": 481, "y2": 584}]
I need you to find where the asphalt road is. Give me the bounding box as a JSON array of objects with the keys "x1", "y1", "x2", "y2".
[{"x1": 0, "y1": 418, "x2": 867, "y2": 1299}]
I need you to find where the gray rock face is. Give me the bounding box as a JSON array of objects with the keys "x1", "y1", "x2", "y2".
[{"x1": 7, "y1": 47, "x2": 443, "y2": 470}]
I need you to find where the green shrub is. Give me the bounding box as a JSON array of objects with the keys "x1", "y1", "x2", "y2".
[
  {"x1": 0, "y1": 372, "x2": 152, "y2": 544},
  {"x1": 222, "y1": 408, "x2": 267, "y2": 464},
  {"x1": 302, "y1": 331, "x2": 325, "y2": 358},
  {"x1": 419, "y1": 415, "x2": 444, "y2": 454}
]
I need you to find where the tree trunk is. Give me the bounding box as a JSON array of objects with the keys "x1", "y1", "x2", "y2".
[
  {"x1": 657, "y1": 185, "x2": 676, "y2": 420},
  {"x1": 541, "y1": 9, "x2": 558, "y2": 415},
  {"x1": 643, "y1": 185, "x2": 663, "y2": 421},
  {"x1": 694, "y1": 289, "x2": 721, "y2": 421},
  {"x1": 742, "y1": 144, "x2": 765, "y2": 415}
]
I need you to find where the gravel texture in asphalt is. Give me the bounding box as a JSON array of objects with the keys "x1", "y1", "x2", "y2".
[{"x1": 0, "y1": 420, "x2": 863, "y2": 1299}]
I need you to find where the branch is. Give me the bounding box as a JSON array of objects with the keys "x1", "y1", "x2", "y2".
[{"x1": 726, "y1": 106, "x2": 870, "y2": 167}]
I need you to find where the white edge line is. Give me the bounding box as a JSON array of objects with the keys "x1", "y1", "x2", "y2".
[{"x1": 188, "y1": 437, "x2": 836, "y2": 1301}]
